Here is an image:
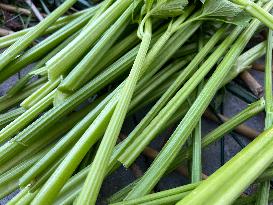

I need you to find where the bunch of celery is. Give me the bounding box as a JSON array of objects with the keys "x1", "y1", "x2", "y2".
[{"x1": 1, "y1": 0, "x2": 273, "y2": 204}]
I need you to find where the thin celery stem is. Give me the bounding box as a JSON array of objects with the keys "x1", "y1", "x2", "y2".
[
  {"x1": 168, "y1": 99, "x2": 265, "y2": 173},
  {"x1": 265, "y1": 29, "x2": 273, "y2": 125},
  {"x1": 0, "y1": 149, "x2": 46, "y2": 187},
  {"x1": 15, "y1": 189, "x2": 39, "y2": 205},
  {"x1": 0, "y1": 41, "x2": 138, "y2": 165},
  {"x1": 76, "y1": 17, "x2": 152, "y2": 205},
  {"x1": 0, "y1": 84, "x2": 43, "y2": 113},
  {"x1": 126, "y1": 10, "x2": 262, "y2": 199},
  {"x1": 119, "y1": 25, "x2": 238, "y2": 168},
  {"x1": 19, "y1": 94, "x2": 111, "y2": 187},
  {"x1": 30, "y1": 56, "x2": 183, "y2": 203},
  {"x1": 177, "y1": 117, "x2": 273, "y2": 205},
  {"x1": 0, "y1": 11, "x2": 94, "y2": 84},
  {"x1": 30, "y1": 90, "x2": 121, "y2": 205},
  {"x1": 47, "y1": 0, "x2": 132, "y2": 81},
  {"x1": 117, "y1": 24, "x2": 227, "y2": 167},
  {"x1": 256, "y1": 27, "x2": 273, "y2": 205},
  {"x1": 256, "y1": 181, "x2": 270, "y2": 205},
  {"x1": 191, "y1": 29, "x2": 204, "y2": 183},
  {"x1": 33, "y1": 32, "x2": 79, "y2": 70},
  {"x1": 54, "y1": 97, "x2": 264, "y2": 205},
  {"x1": 96, "y1": 30, "x2": 139, "y2": 70},
  {"x1": 6, "y1": 75, "x2": 32, "y2": 97},
  {"x1": 59, "y1": 2, "x2": 133, "y2": 93},
  {"x1": 0, "y1": 90, "x2": 54, "y2": 143},
  {"x1": 21, "y1": 78, "x2": 61, "y2": 109},
  {"x1": 131, "y1": 57, "x2": 192, "y2": 109},
  {"x1": 0, "y1": 6, "x2": 99, "y2": 45},
  {"x1": 0, "y1": 107, "x2": 25, "y2": 128},
  {"x1": 29, "y1": 155, "x2": 65, "y2": 192},
  {"x1": 29, "y1": 71, "x2": 160, "y2": 203},
  {"x1": 0, "y1": 180, "x2": 18, "y2": 199},
  {"x1": 83, "y1": 0, "x2": 114, "y2": 28},
  {"x1": 1, "y1": 99, "x2": 97, "y2": 172},
  {"x1": 0, "y1": 0, "x2": 78, "y2": 71}
]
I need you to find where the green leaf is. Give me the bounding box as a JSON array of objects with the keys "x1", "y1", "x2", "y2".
[
  {"x1": 200, "y1": 0, "x2": 251, "y2": 25},
  {"x1": 150, "y1": 0, "x2": 189, "y2": 18}
]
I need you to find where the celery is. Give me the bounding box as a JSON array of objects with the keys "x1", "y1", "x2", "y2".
[
  {"x1": 58, "y1": 2, "x2": 136, "y2": 93},
  {"x1": 125, "y1": 4, "x2": 266, "y2": 198},
  {"x1": 255, "y1": 17, "x2": 273, "y2": 205},
  {"x1": 0, "y1": 0, "x2": 78, "y2": 71},
  {"x1": 47, "y1": 0, "x2": 133, "y2": 81}
]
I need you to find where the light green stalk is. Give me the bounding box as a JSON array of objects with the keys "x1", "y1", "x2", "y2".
[
  {"x1": 0, "y1": 6, "x2": 99, "y2": 48},
  {"x1": 0, "y1": 9, "x2": 96, "y2": 84},
  {"x1": 125, "y1": 2, "x2": 267, "y2": 198},
  {"x1": 255, "y1": 23, "x2": 273, "y2": 205},
  {"x1": 47, "y1": 0, "x2": 133, "y2": 80},
  {"x1": 76, "y1": 16, "x2": 152, "y2": 205},
  {"x1": 52, "y1": 97, "x2": 265, "y2": 205},
  {"x1": 191, "y1": 30, "x2": 204, "y2": 183},
  {"x1": 0, "y1": 0, "x2": 78, "y2": 71},
  {"x1": 0, "y1": 91, "x2": 54, "y2": 143},
  {"x1": 20, "y1": 78, "x2": 61, "y2": 109},
  {"x1": 116, "y1": 24, "x2": 226, "y2": 169},
  {"x1": 119, "y1": 25, "x2": 240, "y2": 169},
  {"x1": 0, "y1": 108, "x2": 25, "y2": 128},
  {"x1": 18, "y1": 94, "x2": 111, "y2": 187},
  {"x1": 177, "y1": 122, "x2": 273, "y2": 205},
  {"x1": 58, "y1": 1, "x2": 133, "y2": 93}
]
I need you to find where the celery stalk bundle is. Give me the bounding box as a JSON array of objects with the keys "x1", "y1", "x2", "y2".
[{"x1": 1, "y1": 0, "x2": 273, "y2": 204}]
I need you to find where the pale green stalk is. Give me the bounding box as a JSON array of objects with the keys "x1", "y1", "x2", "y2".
[
  {"x1": 0, "y1": 44, "x2": 138, "y2": 165},
  {"x1": 58, "y1": 2, "x2": 135, "y2": 93},
  {"x1": 52, "y1": 97, "x2": 264, "y2": 205},
  {"x1": 0, "y1": 6, "x2": 99, "y2": 48},
  {"x1": 0, "y1": 96, "x2": 97, "y2": 170},
  {"x1": 177, "y1": 123, "x2": 273, "y2": 205},
  {"x1": 255, "y1": 24, "x2": 273, "y2": 205},
  {"x1": 96, "y1": 30, "x2": 139, "y2": 70},
  {"x1": 29, "y1": 156, "x2": 65, "y2": 192},
  {"x1": 31, "y1": 91, "x2": 120, "y2": 205},
  {"x1": 191, "y1": 30, "x2": 204, "y2": 183},
  {"x1": 18, "y1": 94, "x2": 112, "y2": 187},
  {"x1": 0, "y1": 9, "x2": 95, "y2": 84},
  {"x1": 76, "y1": 17, "x2": 153, "y2": 205},
  {"x1": 0, "y1": 108, "x2": 25, "y2": 128},
  {"x1": 15, "y1": 189, "x2": 38, "y2": 205},
  {"x1": 42, "y1": 45, "x2": 185, "y2": 205},
  {"x1": 115, "y1": 24, "x2": 226, "y2": 169},
  {"x1": 47, "y1": 0, "x2": 133, "y2": 80},
  {"x1": 119, "y1": 25, "x2": 240, "y2": 168},
  {"x1": 112, "y1": 183, "x2": 199, "y2": 205},
  {"x1": 125, "y1": 4, "x2": 266, "y2": 198},
  {"x1": 20, "y1": 78, "x2": 61, "y2": 109},
  {"x1": 0, "y1": 0, "x2": 78, "y2": 71},
  {"x1": 0, "y1": 149, "x2": 46, "y2": 187},
  {"x1": 176, "y1": 4, "x2": 273, "y2": 205},
  {"x1": 0, "y1": 82, "x2": 44, "y2": 113},
  {"x1": 0, "y1": 91, "x2": 54, "y2": 143},
  {"x1": 28, "y1": 58, "x2": 172, "y2": 202}
]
